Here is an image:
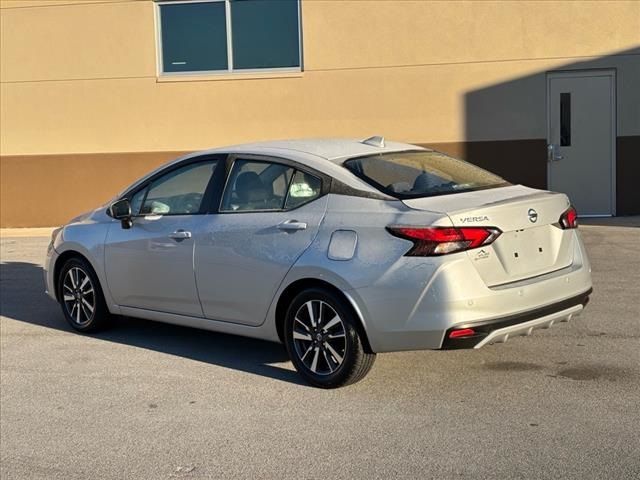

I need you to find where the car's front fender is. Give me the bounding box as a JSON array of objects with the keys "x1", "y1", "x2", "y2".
[{"x1": 54, "y1": 217, "x2": 121, "y2": 314}]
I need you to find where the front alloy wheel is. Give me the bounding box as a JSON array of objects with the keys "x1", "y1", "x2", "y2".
[
  {"x1": 62, "y1": 267, "x2": 96, "y2": 327},
  {"x1": 285, "y1": 288, "x2": 376, "y2": 388},
  {"x1": 57, "y1": 257, "x2": 112, "y2": 332}
]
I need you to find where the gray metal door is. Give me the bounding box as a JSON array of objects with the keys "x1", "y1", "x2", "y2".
[{"x1": 547, "y1": 70, "x2": 615, "y2": 216}]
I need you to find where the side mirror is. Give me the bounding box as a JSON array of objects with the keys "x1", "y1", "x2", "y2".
[{"x1": 109, "y1": 199, "x2": 133, "y2": 229}]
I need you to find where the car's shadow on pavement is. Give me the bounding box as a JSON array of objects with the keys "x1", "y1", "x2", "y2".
[{"x1": 0, "y1": 261, "x2": 306, "y2": 386}]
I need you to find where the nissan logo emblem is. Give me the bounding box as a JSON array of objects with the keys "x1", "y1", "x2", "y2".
[{"x1": 528, "y1": 208, "x2": 538, "y2": 223}]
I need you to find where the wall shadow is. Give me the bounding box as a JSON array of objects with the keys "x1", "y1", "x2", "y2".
[
  {"x1": 459, "y1": 46, "x2": 640, "y2": 215},
  {"x1": 579, "y1": 216, "x2": 640, "y2": 228},
  {"x1": 0, "y1": 261, "x2": 306, "y2": 386}
]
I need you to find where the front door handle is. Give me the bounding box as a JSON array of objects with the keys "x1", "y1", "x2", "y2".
[
  {"x1": 169, "y1": 230, "x2": 192, "y2": 239},
  {"x1": 277, "y1": 220, "x2": 307, "y2": 231}
]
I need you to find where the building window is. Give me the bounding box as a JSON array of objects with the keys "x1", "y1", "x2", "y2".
[{"x1": 157, "y1": 0, "x2": 301, "y2": 75}]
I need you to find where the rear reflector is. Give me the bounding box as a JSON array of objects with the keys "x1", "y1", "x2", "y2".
[
  {"x1": 449, "y1": 328, "x2": 476, "y2": 339},
  {"x1": 559, "y1": 206, "x2": 578, "y2": 229},
  {"x1": 386, "y1": 226, "x2": 502, "y2": 256}
]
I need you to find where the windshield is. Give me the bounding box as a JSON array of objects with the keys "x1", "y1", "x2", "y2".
[{"x1": 343, "y1": 150, "x2": 508, "y2": 198}]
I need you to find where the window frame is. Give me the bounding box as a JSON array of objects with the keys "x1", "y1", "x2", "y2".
[
  {"x1": 218, "y1": 154, "x2": 329, "y2": 214},
  {"x1": 154, "y1": 0, "x2": 303, "y2": 77}
]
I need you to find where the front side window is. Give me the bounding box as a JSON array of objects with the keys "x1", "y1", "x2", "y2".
[
  {"x1": 135, "y1": 161, "x2": 218, "y2": 216},
  {"x1": 158, "y1": 0, "x2": 301, "y2": 75},
  {"x1": 344, "y1": 151, "x2": 508, "y2": 199}
]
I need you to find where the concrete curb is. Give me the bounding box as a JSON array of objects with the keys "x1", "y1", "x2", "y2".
[
  {"x1": 1, "y1": 227, "x2": 58, "y2": 238},
  {"x1": 579, "y1": 216, "x2": 640, "y2": 228}
]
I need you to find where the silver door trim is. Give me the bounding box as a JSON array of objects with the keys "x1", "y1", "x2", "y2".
[{"x1": 545, "y1": 69, "x2": 617, "y2": 216}]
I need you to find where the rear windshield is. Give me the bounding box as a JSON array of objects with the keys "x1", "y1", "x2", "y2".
[{"x1": 344, "y1": 150, "x2": 509, "y2": 198}]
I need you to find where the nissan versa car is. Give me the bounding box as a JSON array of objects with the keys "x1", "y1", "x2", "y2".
[{"x1": 45, "y1": 137, "x2": 592, "y2": 388}]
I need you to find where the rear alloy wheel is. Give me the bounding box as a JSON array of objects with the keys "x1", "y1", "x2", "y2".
[
  {"x1": 58, "y1": 257, "x2": 112, "y2": 332},
  {"x1": 284, "y1": 288, "x2": 375, "y2": 388}
]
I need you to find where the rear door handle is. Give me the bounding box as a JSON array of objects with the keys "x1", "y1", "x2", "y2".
[
  {"x1": 169, "y1": 230, "x2": 192, "y2": 239},
  {"x1": 277, "y1": 220, "x2": 307, "y2": 231}
]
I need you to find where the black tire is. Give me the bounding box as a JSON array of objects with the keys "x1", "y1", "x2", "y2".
[
  {"x1": 57, "y1": 257, "x2": 112, "y2": 332},
  {"x1": 284, "y1": 288, "x2": 376, "y2": 388}
]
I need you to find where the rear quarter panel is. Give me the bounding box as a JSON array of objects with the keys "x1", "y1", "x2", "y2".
[{"x1": 269, "y1": 194, "x2": 451, "y2": 351}]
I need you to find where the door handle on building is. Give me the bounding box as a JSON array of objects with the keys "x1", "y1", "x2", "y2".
[
  {"x1": 169, "y1": 230, "x2": 192, "y2": 239},
  {"x1": 278, "y1": 220, "x2": 307, "y2": 231},
  {"x1": 547, "y1": 144, "x2": 564, "y2": 162}
]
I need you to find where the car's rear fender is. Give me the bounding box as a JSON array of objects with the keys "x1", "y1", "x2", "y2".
[{"x1": 264, "y1": 194, "x2": 450, "y2": 351}]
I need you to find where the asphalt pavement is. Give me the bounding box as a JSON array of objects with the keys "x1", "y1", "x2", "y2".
[{"x1": 1, "y1": 222, "x2": 639, "y2": 479}]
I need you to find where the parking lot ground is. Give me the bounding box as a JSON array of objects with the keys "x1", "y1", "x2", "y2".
[{"x1": 1, "y1": 222, "x2": 639, "y2": 479}]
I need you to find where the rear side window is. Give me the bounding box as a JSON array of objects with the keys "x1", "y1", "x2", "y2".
[
  {"x1": 285, "y1": 171, "x2": 322, "y2": 209},
  {"x1": 344, "y1": 151, "x2": 507, "y2": 199},
  {"x1": 221, "y1": 160, "x2": 293, "y2": 212},
  {"x1": 220, "y1": 159, "x2": 322, "y2": 212}
]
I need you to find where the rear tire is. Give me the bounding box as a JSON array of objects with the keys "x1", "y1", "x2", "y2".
[
  {"x1": 57, "y1": 257, "x2": 112, "y2": 332},
  {"x1": 284, "y1": 288, "x2": 376, "y2": 388}
]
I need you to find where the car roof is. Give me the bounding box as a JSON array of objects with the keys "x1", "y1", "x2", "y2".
[
  {"x1": 202, "y1": 138, "x2": 425, "y2": 163},
  {"x1": 119, "y1": 138, "x2": 425, "y2": 198}
]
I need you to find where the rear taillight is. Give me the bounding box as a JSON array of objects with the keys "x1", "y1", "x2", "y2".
[
  {"x1": 386, "y1": 226, "x2": 502, "y2": 256},
  {"x1": 559, "y1": 206, "x2": 578, "y2": 229}
]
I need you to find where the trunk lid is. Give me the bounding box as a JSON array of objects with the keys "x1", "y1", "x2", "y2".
[{"x1": 402, "y1": 185, "x2": 575, "y2": 286}]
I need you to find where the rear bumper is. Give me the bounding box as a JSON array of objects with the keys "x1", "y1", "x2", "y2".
[
  {"x1": 441, "y1": 288, "x2": 591, "y2": 349},
  {"x1": 349, "y1": 230, "x2": 593, "y2": 352}
]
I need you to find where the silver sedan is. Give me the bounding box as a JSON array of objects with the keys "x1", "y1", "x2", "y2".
[{"x1": 44, "y1": 137, "x2": 592, "y2": 388}]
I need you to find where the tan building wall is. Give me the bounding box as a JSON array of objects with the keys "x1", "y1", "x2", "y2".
[{"x1": 1, "y1": 0, "x2": 639, "y2": 226}]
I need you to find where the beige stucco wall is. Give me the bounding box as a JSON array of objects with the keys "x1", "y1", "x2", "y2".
[
  {"x1": 2, "y1": 0, "x2": 639, "y2": 156},
  {"x1": 0, "y1": 0, "x2": 155, "y2": 83},
  {"x1": 1, "y1": 0, "x2": 639, "y2": 226}
]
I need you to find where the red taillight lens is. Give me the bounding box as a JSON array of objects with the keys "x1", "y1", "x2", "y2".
[
  {"x1": 386, "y1": 226, "x2": 502, "y2": 256},
  {"x1": 559, "y1": 206, "x2": 578, "y2": 229}
]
